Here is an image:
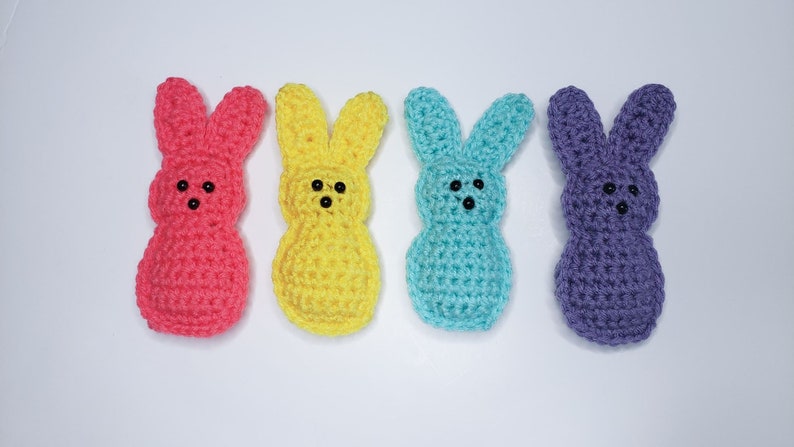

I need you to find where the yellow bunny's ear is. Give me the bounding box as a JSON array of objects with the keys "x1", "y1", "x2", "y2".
[
  {"x1": 275, "y1": 84, "x2": 329, "y2": 168},
  {"x1": 329, "y1": 92, "x2": 388, "y2": 168}
]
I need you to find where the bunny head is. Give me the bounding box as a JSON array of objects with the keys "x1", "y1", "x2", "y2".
[
  {"x1": 275, "y1": 84, "x2": 388, "y2": 224},
  {"x1": 149, "y1": 78, "x2": 266, "y2": 227},
  {"x1": 548, "y1": 85, "x2": 675, "y2": 234},
  {"x1": 405, "y1": 87, "x2": 534, "y2": 226}
]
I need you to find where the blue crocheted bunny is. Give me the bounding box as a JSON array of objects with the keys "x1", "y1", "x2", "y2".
[{"x1": 405, "y1": 87, "x2": 534, "y2": 331}]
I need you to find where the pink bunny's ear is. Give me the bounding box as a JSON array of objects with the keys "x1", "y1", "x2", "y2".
[
  {"x1": 154, "y1": 77, "x2": 208, "y2": 159},
  {"x1": 206, "y1": 86, "x2": 267, "y2": 164}
]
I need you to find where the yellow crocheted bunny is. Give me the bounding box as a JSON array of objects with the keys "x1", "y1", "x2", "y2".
[{"x1": 273, "y1": 83, "x2": 388, "y2": 336}]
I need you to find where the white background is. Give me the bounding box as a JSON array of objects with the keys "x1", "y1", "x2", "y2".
[{"x1": 1, "y1": 1, "x2": 792, "y2": 446}]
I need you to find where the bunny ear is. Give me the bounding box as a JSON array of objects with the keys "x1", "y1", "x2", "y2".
[
  {"x1": 547, "y1": 86, "x2": 608, "y2": 175},
  {"x1": 608, "y1": 84, "x2": 676, "y2": 165},
  {"x1": 206, "y1": 86, "x2": 267, "y2": 164},
  {"x1": 329, "y1": 92, "x2": 388, "y2": 168},
  {"x1": 153, "y1": 77, "x2": 208, "y2": 158},
  {"x1": 275, "y1": 84, "x2": 329, "y2": 169},
  {"x1": 463, "y1": 93, "x2": 534, "y2": 170},
  {"x1": 404, "y1": 87, "x2": 462, "y2": 165}
]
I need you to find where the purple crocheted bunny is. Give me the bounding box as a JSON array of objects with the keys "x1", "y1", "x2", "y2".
[{"x1": 548, "y1": 84, "x2": 676, "y2": 346}]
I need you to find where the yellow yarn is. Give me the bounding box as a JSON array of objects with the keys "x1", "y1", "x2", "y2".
[{"x1": 273, "y1": 83, "x2": 388, "y2": 336}]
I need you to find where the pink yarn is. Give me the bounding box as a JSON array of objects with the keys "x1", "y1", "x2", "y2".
[{"x1": 136, "y1": 77, "x2": 266, "y2": 337}]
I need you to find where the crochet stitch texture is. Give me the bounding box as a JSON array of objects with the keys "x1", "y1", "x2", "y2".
[
  {"x1": 548, "y1": 84, "x2": 676, "y2": 345},
  {"x1": 136, "y1": 77, "x2": 266, "y2": 337},
  {"x1": 272, "y1": 83, "x2": 388, "y2": 336},
  {"x1": 405, "y1": 87, "x2": 534, "y2": 331}
]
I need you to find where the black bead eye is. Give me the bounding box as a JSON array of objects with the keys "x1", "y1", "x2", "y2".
[
  {"x1": 603, "y1": 182, "x2": 616, "y2": 194},
  {"x1": 320, "y1": 196, "x2": 332, "y2": 208},
  {"x1": 628, "y1": 185, "x2": 639, "y2": 196},
  {"x1": 334, "y1": 182, "x2": 346, "y2": 193},
  {"x1": 473, "y1": 179, "x2": 484, "y2": 190},
  {"x1": 312, "y1": 179, "x2": 323, "y2": 191},
  {"x1": 176, "y1": 180, "x2": 188, "y2": 191},
  {"x1": 450, "y1": 180, "x2": 462, "y2": 191},
  {"x1": 202, "y1": 181, "x2": 215, "y2": 193}
]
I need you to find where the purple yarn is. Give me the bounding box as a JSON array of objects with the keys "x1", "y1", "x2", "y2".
[{"x1": 547, "y1": 85, "x2": 676, "y2": 346}]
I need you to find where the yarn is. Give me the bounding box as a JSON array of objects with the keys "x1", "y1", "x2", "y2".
[
  {"x1": 136, "y1": 77, "x2": 266, "y2": 337},
  {"x1": 272, "y1": 83, "x2": 388, "y2": 336},
  {"x1": 548, "y1": 84, "x2": 676, "y2": 345},
  {"x1": 405, "y1": 87, "x2": 534, "y2": 331}
]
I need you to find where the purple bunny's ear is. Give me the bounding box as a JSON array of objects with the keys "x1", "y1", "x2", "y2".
[
  {"x1": 547, "y1": 86, "x2": 607, "y2": 175},
  {"x1": 608, "y1": 84, "x2": 676, "y2": 165}
]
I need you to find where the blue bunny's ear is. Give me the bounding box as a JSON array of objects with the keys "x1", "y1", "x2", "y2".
[
  {"x1": 547, "y1": 86, "x2": 607, "y2": 175},
  {"x1": 404, "y1": 87, "x2": 462, "y2": 164},
  {"x1": 464, "y1": 93, "x2": 534, "y2": 169},
  {"x1": 608, "y1": 84, "x2": 676, "y2": 165}
]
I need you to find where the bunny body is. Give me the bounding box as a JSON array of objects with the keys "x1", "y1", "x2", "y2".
[
  {"x1": 548, "y1": 84, "x2": 675, "y2": 345},
  {"x1": 405, "y1": 88, "x2": 534, "y2": 331},
  {"x1": 556, "y1": 231, "x2": 664, "y2": 343},
  {"x1": 273, "y1": 165, "x2": 380, "y2": 335},
  {"x1": 408, "y1": 221, "x2": 512, "y2": 331},
  {"x1": 273, "y1": 84, "x2": 387, "y2": 336},
  {"x1": 138, "y1": 225, "x2": 248, "y2": 336},
  {"x1": 136, "y1": 78, "x2": 266, "y2": 337}
]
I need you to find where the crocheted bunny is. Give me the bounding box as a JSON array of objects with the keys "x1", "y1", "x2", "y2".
[
  {"x1": 136, "y1": 77, "x2": 266, "y2": 337},
  {"x1": 548, "y1": 84, "x2": 676, "y2": 345},
  {"x1": 272, "y1": 83, "x2": 388, "y2": 336},
  {"x1": 405, "y1": 87, "x2": 534, "y2": 331}
]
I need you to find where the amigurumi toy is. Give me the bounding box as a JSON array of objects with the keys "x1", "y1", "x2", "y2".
[
  {"x1": 136, "y1": 77, "x2": 266, "y2": 337},
  {"x1": 547, "y1": 84, "x2": 676, "y2": 345},
  {"x1": 272, "y1": 83, "x2": 388, "y2": 336},
  {"x1": 405, "y1": 87, "x2": 534, "y2": 331}
]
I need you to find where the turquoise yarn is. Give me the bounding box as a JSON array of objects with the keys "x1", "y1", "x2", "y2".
[{"x1": 405, "y1": 87, "x2": 534, "y2": 331}]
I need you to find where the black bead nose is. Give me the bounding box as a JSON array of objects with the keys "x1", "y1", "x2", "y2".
[
  {"x1": 320, "y1": 196, "x2": 332, "y2": 208},
  {"x1": 188, "y1": 198, "x2": 200, "y2": 210},
  {"x1": 616, "y1": 201, "x2": 628, "y2": 214},
  {"x1": 463, "y1": 197, "x2": 475, "y2": 210}
]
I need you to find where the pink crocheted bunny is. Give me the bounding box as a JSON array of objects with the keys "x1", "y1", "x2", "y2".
[{"x1": 136, "y1": 77, "x2": 266, "y2": 337}]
